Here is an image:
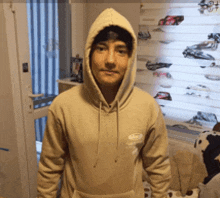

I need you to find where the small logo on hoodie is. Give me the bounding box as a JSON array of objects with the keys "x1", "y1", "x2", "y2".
[
  {"x1": 128, "y1": 133, "x2": 143, "y2": 141},
  {"x1": 127, "y1": 133, "x2": 144, "y2": 155}
]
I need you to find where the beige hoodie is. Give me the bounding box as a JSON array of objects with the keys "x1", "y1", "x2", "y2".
[{"x1": 37, "y1": 8, "x2": 171, "y2": 198}]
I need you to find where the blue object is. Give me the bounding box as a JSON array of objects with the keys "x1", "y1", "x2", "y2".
[{"x1": 0, "y1": 147, "x2": 9, "y2": 151}]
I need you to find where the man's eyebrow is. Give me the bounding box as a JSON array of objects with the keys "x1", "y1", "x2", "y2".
[
  {"x1": 115, "y1": 44, "x2": 127, "y2": 48},
  {"x1": 96, "y1": 42, "x2": 107, "y2": 46}
]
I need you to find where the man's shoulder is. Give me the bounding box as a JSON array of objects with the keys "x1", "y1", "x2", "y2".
[
  {"x1": 131, "y1": 86, "x2": 160, "y2": 120},
  {"x1": 133, "y1": 86, "x2": 160, "y2": 109},
  {"x1": 133, "y1": 86, "x2": 155, "y2": 104},
  {"x1": 56, "y1": 84, "x2": 82, "y2": 100},
  {"x1": 49, "y1": 84, "x2": 83, "y2": 109}
]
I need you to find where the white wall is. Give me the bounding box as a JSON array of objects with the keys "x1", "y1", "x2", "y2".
[
  {"x1": 59, "y1": 1, "x2": 72, "y2": 78},
  {"x1": 70, "y1": 0, "x2": 88, "y2": 59}
]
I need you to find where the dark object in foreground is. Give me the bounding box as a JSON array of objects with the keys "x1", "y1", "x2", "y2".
[
  {"x1": 154, "y1": 91, "x2": 172, "y2": 101},
  {"x1": 146, "y1": 61, "x2": 172, "y2": 71},
  {"x1": 158, "y1": 15, "x2": 184, "y2": 25},
  {"x1": 182, "y1": 47, "x2": 215, "y2": 60}
]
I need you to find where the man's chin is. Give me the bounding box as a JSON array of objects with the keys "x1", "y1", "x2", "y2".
[
  {"x1": 99, "y1": 80, "x2": 121, "y2": 89},
  {"x1": 103, "y1": 82, "x2": 118, "y2": 87}
]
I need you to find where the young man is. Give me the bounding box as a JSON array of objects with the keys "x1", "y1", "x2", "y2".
[{"x1": 37, "y1": 8, "x2": 171, "y2": 198}]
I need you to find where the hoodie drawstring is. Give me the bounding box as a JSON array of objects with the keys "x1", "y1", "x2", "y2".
[
  {"x1": 115, "y1": 101, "x2": 119, "y2": 163},
  {"x1": 93, "y1": 101, "x2": 120, "y2": 167},
  {"x1": 93, "y1": 102, "x2": 102, "y2": 168}
]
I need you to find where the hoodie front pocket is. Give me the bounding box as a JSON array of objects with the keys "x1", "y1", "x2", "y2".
[{"x1": 72, "y1": 189, "x2": 135, "y2": 198}]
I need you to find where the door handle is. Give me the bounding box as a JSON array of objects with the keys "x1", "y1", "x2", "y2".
[
  {"x1": 27, "y1": 93, "x2": 44, "y2": 113},
  {"x1": 28, "y1": 93, "x2": 44, "y2": 98}
]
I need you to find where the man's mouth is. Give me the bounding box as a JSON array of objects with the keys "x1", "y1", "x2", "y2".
[{"x1": 102, "y1": 70, "x2": 118, "y2": 74}]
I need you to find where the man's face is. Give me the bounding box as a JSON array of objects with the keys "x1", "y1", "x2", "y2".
[{"x1": 91, "y1": 39, "x2": 130, "y2": 89}]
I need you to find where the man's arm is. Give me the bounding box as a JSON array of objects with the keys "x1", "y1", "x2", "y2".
[
  {"x1": 141, "y1": 106, "x2": 171, "y2": 198},
  {"x1": 37, "y1": 109, "x2": 68, "y2": 198}
]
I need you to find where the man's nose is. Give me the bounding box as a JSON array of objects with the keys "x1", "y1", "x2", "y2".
[{"x1": 105, "y1": 50, "x2": 116, "y2": 69}]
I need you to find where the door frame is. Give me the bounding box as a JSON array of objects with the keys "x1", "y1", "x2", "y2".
[
  {"x1": 3, "y1": 1, "x2": 71, "y2": 197},
  {"x1": 3, "y1": 2, "x2": 37, "y2": 197}
]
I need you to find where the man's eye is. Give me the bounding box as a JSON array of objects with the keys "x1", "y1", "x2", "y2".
[
  {"x1": 118, "y1": 50, "x2": 128, "y2": 55},
  {"x1": 96, "y1": 46, "x2": 106, "y2": 51}
]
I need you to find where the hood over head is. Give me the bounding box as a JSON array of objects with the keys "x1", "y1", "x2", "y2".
[
  {"x1": 83, "y1": 8, "x2": 137, "y2": 167},
  {"x1": 83, "y1": 8, "x2": 137, "y2": 112}
]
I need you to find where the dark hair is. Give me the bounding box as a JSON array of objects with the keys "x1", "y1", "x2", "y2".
[{"x1": 90, "y1": 25, "x2": 133, "y2": 58}]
